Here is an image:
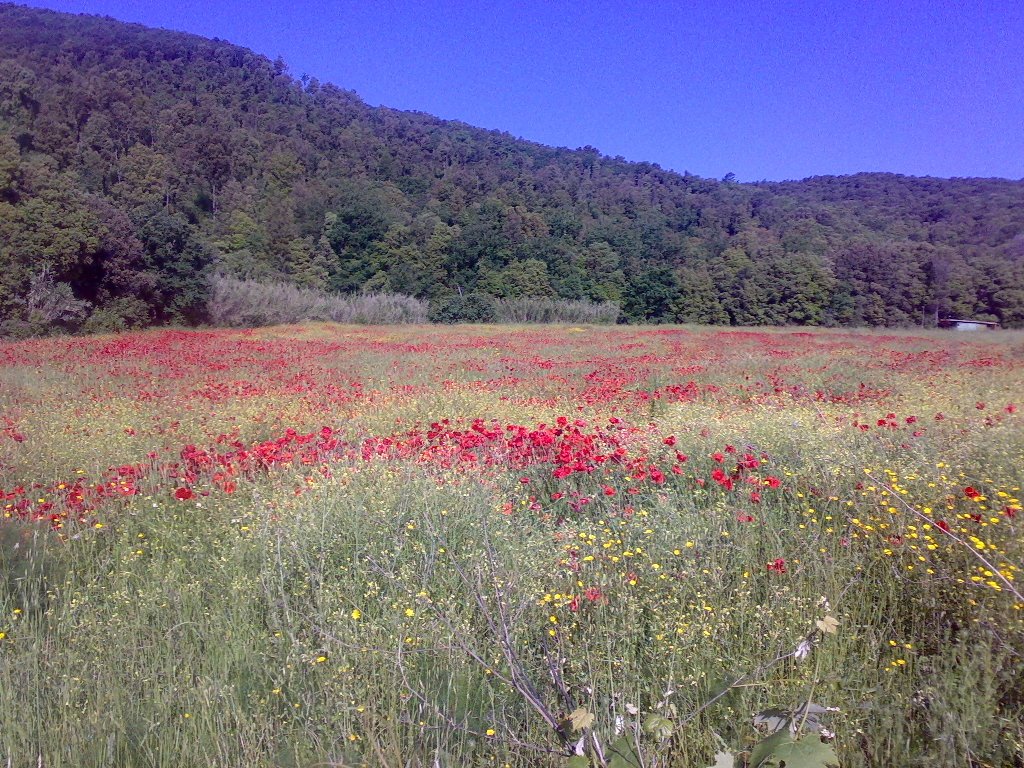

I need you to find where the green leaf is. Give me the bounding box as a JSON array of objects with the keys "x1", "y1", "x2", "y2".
[
  {"x1": 642, "y1": 713, "x2": 674, "y2": 741},
  {"x1": 707, "y1": 751, "x2": 735, "y2": 768},
  {"x1": 569, "y1": 707, "x2": 596, "y2": 732},
  {"x1": 749, "y1": 731, "x2": 839, "y2": 768},
  {"x1": 606, "y1": 733, "x2": 643, "y2": 768},
  {"x1": 565, "y1": 756, "x2": 591, "y2": 768}
]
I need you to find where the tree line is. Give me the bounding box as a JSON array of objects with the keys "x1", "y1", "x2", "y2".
[{"x1": 1, "y1": 3, "x2": 1022, "y2": 335}]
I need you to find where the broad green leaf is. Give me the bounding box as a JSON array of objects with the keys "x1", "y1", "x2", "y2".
[
  {"x1": 606, "y1": 733, "x2": 643, "y2": 768},
  {"x1": 749, "y1": 730, "x2": 839, "y2": 768},
  {"x1": 569, "y1": 707, "x2": 595, "y2": 731},
  {"x1": 815, "y1": 615, "x2": 839, "y2": 634},
  {"x1": 642, "y1": 713, "x2": 674, "y2": 741},
  {"x1": 565, "y1": 756, "x2": 591, "y2": 768}
]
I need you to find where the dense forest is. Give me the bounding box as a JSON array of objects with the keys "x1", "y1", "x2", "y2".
[{"x1": 1, "y1": 3, "x2": 1023, "y2": 335}]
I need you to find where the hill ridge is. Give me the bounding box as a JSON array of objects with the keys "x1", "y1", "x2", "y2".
[{"x1": 1, "y1": 2, "x2": 1022, "y2": 333}]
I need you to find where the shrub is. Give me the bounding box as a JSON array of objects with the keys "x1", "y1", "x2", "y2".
[
  {"x1": 1, "y1": 268, "x2": 91, "y2": 338},
  {"x1": 428, "y1": 292, "x2": 498, "y2": 323},
  {"x1": 81, "y1": 297, "x2": 153, "y2": 334}
]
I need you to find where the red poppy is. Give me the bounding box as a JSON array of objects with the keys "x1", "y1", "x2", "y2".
[
  {"x1": 173, "y1": 487, "x2": 194, "y2": 500},
  {"x1": 711, "y1": 468, "x2": 734, "y2": 490}
]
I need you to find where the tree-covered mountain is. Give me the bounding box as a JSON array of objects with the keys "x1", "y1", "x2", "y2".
[{"x1": 1, "y1": 2, "x2": 1023, "y2": 334}]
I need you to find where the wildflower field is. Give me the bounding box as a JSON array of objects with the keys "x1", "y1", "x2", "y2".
[{"x1": 1, "y1": 324, "x2": 1022, "y2": 768}]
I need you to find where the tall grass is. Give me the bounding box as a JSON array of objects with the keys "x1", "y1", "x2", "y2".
[
  {"x1": 207, "y1": 276, "x2": 620, "y2": 327},
  {"x1": 206, "y1": 274, "x2": 429, "y2": 326},
  {"x1": 493, "y1": 297, "x2": 620, "y2": 324}
]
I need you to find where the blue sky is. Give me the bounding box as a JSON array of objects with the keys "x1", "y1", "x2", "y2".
[{"x1": 14, "y1": 0, "x2": 1024, "y2": 181}]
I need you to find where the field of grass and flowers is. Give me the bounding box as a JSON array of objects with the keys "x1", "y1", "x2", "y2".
[{"x1": 1, "y1": 324, "x2": 1022, "y2": 768}]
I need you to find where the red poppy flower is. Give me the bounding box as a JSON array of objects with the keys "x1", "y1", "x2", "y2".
[{"x1": 173, "y1": 487, "x2": 194, "y2": 500}]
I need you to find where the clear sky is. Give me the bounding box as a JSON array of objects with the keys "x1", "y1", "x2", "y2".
[{"x1": 13, "y1": 0, "x2": 1024, "y2": 182}]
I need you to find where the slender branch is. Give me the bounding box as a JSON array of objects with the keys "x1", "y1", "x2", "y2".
[
  {"x1": 865, "y1": 473, "x2": 1023, "y2": 603},
  {"x1": 678, "y1": 636, "x2": 812, "y2": 727},
  {"x1": 388, "y1": 605, "x2": 563, "y2": 755}
]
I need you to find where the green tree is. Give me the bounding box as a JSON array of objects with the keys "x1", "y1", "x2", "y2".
[
  {"x1": 483, "y1": 258, "x2": 557, "y2": 299},
  {"x1": 286, "y1": 236, "x2": 330, "y2": 290},
  {"x1": 674, "y1": 267, "x2": 729, "y2": 324},
  {"x1": 134, "y1": 207, "x2": 214, "y2": 324},
  {"x1": 623, "y1": 266, "x2": 681, "y2": 323}
]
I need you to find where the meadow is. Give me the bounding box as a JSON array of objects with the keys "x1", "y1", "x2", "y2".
[{"x1": 0, "y1": 324, "x2": 1021, "y2": 768}]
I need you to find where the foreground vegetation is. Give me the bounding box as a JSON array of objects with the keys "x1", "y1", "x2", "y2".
[{"x1": 1, "y1": 324, "x2": 1022, "y2": 767}]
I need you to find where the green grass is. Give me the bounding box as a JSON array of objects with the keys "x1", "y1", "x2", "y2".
[{"x1": 1, "y1": 324, "x2": 1022, "y2": 766}]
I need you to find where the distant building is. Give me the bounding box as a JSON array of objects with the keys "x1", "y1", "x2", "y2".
[{"x1": 938, "y1": 318, "x2": 1000, "y2": 331}]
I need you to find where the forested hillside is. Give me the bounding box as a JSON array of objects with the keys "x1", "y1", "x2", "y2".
[{"x1": 2, "y1": 3, "x2": 1023, "y2": 334}]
